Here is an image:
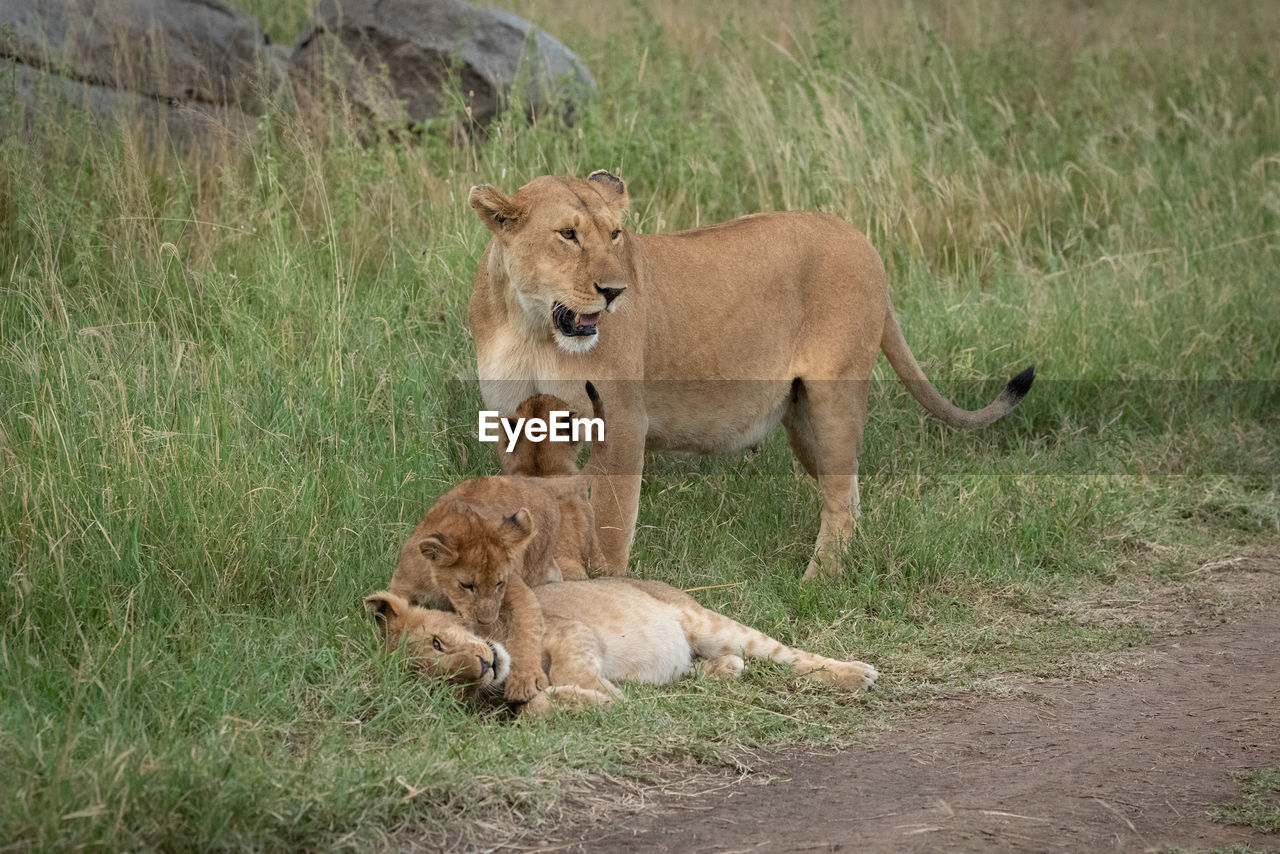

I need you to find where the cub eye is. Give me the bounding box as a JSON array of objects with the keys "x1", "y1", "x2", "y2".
[
  {"x1": 431, "y1": 636, "x2": 443, "y2": 652},
  {"x1": 611, "y1": 229, "x2": 621, "y2": 240},
  {"x1": 558, "y1": 228, "x2": 578, "y2": 243},
  {"x1": 495, "y1": 580, "x2": 505, "y2": 588},
  {"x1": 460, "y1": 582, "x2": 474, "y2": 592}
]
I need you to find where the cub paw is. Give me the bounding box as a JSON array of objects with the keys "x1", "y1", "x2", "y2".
[
  {"x1": 519, "y1": 693, "x2": 554, "y2": 717},
  {"x1": 808, "y1": 660, "x2": 879, "y2": 693},
  {"x1": 544, "y1": 686, "x2": 614, "y2": 709},
  {"x1": 504, "y1": 667, "x2": 548, "y2": 703},
  {"x1": 699, "y1": 654, "x2": 746, "y2": 680}
]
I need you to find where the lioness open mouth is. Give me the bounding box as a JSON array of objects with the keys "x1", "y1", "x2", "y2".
[{"x1": 552, "y1": 302, "x2": 600, "y2": 338}]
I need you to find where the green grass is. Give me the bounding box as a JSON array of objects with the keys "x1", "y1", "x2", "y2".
[
  {"x1": 2, "y1": 0, "x2": 1279, "y2": 850},
  {"x1": 1211, "y1": 768, "x2": 1280, "y2": 834}
]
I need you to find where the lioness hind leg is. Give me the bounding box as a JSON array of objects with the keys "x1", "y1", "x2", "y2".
[{"x1": 786, "y1": 379, "x2": 869, "y2": 580}]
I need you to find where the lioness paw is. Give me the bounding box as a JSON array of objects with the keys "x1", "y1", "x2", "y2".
[{"x1": 504, "y1": 668, "x2": 547, "y2": 703}]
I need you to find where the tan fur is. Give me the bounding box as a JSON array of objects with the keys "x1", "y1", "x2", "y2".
[
  {"x1": 364, "y1": 591, "x2": 508, "y2": 694},
  {"x1": 468, "y1": 173, "x2": 1033, "y2": 579},
  {"x1": 495, "y1": 387, "x2": 609, "y2": 577},
  {"x1": 366, "y1": 579, "x2": 878, "y2": 715},
  {"x1": 389, "y1": 475, "x2": 585, "y2": 701}
]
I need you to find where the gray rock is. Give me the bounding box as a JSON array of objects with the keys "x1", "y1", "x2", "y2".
[
  {"x1": 0, "y1": 55, "x2": 258, "y2": 142},
  {"x1": 290, "y1": 0, "x2": 595, "y2": 127},
  {"x1": 0, "y1": 0, "x2": 285, "y2": 111}
]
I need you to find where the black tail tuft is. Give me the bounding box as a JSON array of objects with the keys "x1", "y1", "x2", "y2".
[{"x1": 1005, "y1": 365, "x2": 1035, "y2": 400}]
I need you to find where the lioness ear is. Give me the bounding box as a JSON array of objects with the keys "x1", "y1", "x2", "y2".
[
  {"x1": 587, "y1": 170, "x2": 629, "y2": 213},
  {"x1": 499, "y1": 508, "x2": 534, "y2": 551},
  {"x1": 364, "y1": 590, "x2": 410, "y2": 626},
  {"x1": 469, "y1": 184, "x2": 523, "y2": 233},
  {"x1": 419, "y1": 533, "x2": 458, "y2": 566}
]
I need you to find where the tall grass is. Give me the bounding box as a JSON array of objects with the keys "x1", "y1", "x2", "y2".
[{"x1": 2, "y1": 1, "x2": 1277, "y2": 849}]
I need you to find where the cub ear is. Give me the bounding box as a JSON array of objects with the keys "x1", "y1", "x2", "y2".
[
  {"x1": 499, "y1": 508, "x2": 534, "y2": 550},
  {"x1": 469, "y1": 184, "x2": 523, "y2": 233},
  {"x1": 587, "y1": 170, "x2": 629, "y2": 213},
  {"x1": 419, "y1": 533, "x2": 458, "y2": 566},
  {"x1": 585, "y1": 381, "x2": 605, "y2": 421},
  {"x1": 364, "y1": 590, "x2": 410, "y2": 626}
]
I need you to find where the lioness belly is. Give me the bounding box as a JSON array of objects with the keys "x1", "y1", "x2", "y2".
[{"x1": 644, "y1": 380, "x2": 791, "y2": 453}]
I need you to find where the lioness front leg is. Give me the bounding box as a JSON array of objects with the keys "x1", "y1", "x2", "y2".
[
  {"x1": 585, "y1": 417, "x2": 645, "y2": 575},
  {"x1": 500, "y1": 576, "x2": 548, "y2": 702}
]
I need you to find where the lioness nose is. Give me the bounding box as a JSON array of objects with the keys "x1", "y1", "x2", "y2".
[{"x1": 595, "y1": 283, "x2": 625, "y2": 306}]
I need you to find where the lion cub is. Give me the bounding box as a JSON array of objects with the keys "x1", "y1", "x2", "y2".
[
  {"x1": 495, "y1": 383, "x2": 609, "y2": 577},
  {"x1": 366, "y1": 579, "x2": 878, "y2": 715},
  {"x1": 390, "y1": 475, "x2": 582, "y2": 702}
]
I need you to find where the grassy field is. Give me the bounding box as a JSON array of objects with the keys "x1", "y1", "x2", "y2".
[{"x1": 2, "y1": 0, "x2": 1278, "y2": 850}]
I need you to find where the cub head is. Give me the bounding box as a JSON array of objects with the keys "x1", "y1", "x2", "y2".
[
  {"x1": 469, "y1": 172, "x2": 631, "y2": 354},
  {"x1": 496, "y1": 382, "x2": 604, "y2": 477},
  {"x1": 390, "y1": 500, "x2": 535, "y2": 627},
  {"x1": 364, "y1": 590, "x2": 510, "y2": 695}
]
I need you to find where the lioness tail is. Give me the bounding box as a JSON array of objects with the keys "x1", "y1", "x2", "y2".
[{"x1": 880, "y1": 306, "x2": 1034, "y2": 429}]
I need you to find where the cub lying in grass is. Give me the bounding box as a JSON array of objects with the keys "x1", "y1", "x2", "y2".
[
  {"x1": 390, "y1": 476, "x2": 588, "y2": 701},
  {"x1": 496, "y1": 383, "x2": 609, "y2": 577},
  {"x1": 365, "y1": 578, "x2": 878, "y2": 715}
]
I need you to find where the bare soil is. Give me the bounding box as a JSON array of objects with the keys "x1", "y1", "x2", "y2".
[{"x1": 501, "y1": 555, "x2": 1280, "y2": 853}]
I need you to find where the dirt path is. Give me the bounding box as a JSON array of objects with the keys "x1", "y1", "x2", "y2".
[{"x1": 504, "y1": 560, "x2": 1280, "y2": 853}]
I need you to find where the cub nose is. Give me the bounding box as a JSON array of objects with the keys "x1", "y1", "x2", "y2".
[
  {"x1": 595, "y1": 283, "x2": 626, "y2": 306},
  {"x1": 479, "y1": 657, "x2": 493, "y2": 678}
]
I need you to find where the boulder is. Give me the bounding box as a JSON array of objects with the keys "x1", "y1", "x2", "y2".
[
  {"x1": 290, "y1": 0, "x2": 595, "y2": 127},
  {"x1": 1, "y1": 0, "x2": 285, "y2": 111},
  {"x1": 1, "y1": 56, "x2": 258, "y2": 143}
]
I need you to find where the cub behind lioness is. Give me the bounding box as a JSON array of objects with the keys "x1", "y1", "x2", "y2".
[
  {"x1": 366, "y1": 578, "x2": 878, "y2": 715},
  {"x1": 496, "y1": 383, "x2": 609, "y2": 577}
]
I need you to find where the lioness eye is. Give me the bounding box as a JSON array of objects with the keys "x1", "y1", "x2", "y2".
[
  {"x1": 432, "y1": 636, "x2": 443, "y2": 652},
  {"x1": 559, "y1": 228, "x2": 578, "y2": 243},
  {"x1": 611, "y1": 229, "x2": 621, "y2": 240}
]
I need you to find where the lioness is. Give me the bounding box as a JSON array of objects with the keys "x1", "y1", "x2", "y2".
[
  {"x1": 495, "y1": 384, "x2": 609, "y2": 577},
  {"x1": 390, "y1": 475, "x2": 587, "y2": 701},
  {"x1": 468, "y1": 172, "x2": 1033, "y2": 579},
  {"x1": 365, "y1": 578, "x2": 878, "y2": 715}
]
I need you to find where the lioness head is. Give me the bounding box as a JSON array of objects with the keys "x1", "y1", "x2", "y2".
[
  {"x1": 469, "y1": 171, "x2": 631, "y2": 354},
  {"x1": 390, "y1": 500, "x2": 534, "y2": 626},
  {"x1": 364, "y1": 590, "x2": 511, "y2": 694}
]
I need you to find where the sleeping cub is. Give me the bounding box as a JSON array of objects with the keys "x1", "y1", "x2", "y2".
[{"x1": 366, "y1": 578, "x2": 879, "y2": 715}]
